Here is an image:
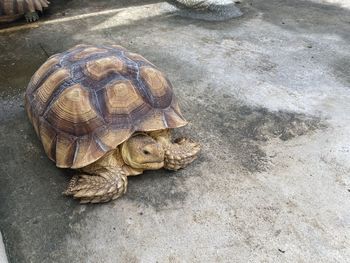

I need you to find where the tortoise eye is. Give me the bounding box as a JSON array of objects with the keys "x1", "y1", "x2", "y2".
[{"x1": 143, "y1": 150, "x2": 150, "y2": 155}]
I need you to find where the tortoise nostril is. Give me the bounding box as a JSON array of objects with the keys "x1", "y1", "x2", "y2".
[{"x1": 143, "y1": 150, "x2": 150, "y2": 155}]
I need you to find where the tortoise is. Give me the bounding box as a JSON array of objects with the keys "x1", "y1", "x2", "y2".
[
  {"x1": 166, "y1": 0, "x2": 242, "y2": 21},
  {"x1": 0, "y1": 0, "x2": 49, "y2": 23},
  {"x1": 25, "y1": 44, "x2": 200, "y2": 203}
]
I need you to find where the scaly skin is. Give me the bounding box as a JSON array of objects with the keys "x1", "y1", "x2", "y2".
[
  {"x1": 64, "y1": 130, "x2": 200, "y2": 203},
  {"x1": 149, "y1": 129, "x2": 200, "y2": 170},
  {"x1": 24, "y1": 12, "x2": 39, "y2": 22},
  {"x1": 166, "y1": 0, "x2": 242, "y2": 21}
]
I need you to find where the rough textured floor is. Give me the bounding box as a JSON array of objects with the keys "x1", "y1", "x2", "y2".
[{"x1": 0, "y1": 0, "x2": 349, "y2": 262}]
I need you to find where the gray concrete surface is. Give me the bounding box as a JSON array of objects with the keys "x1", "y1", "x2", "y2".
[
  {"x1": 0, "y1": 232, "x2": 9, "y2": 263},
  {"x1": 0, "y1": 0, "x2": 350, "y2": 262}
]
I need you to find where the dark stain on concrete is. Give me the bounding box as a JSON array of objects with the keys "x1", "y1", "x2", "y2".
[
  {"x1": 126, "y1": 169, "x2": 188, "y2": 210},
  {"x1": 187, "y1": 86, "x2": 325, "y2": 173}
]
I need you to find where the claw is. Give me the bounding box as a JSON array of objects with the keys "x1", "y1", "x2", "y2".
[
  {"x1": 63, "y1": 170, "x2": 128, "y2": 203},
  {"x1": 164, "y1": 137, "x2": 200, "y2": 170},
  {"x1": 25, "y1": 12, "x2": 39, "y2": 22}
]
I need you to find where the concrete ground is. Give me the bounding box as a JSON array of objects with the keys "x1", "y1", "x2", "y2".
[
  {"x1": 0, "y1": 232, "x2": 8, "y2": 263},
  {"x1": 0, "y1": 0, "x2": 349, "y2": 262}
]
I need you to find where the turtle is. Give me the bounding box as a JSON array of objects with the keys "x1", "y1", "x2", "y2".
[
  {"x1": 25, "y1": 44, "x2": 200, "y2": 203},
  {"x1": 166, "y1": 0, "x2": 242, "y2": 21},
  {"x1": 0, "y1": 0, "x2": 49, "y2": 23}
]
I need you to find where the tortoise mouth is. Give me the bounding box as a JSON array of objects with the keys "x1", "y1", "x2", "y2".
[{"x1": 140, "y1": 161, "x2": 164, "y2": 170}]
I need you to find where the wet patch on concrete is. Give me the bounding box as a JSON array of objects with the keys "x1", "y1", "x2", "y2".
[
  {"x1": 187, "y1": 86, "x2": 325, "y2": 173},
  {"x1": 126, "y1": 169, "x2": 188, "y2": 211},
  {"x1": 0, "y1": 39, "x2": 51, "y2": 97}
]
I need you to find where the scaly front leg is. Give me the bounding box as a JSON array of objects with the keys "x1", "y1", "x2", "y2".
[
  {"x1": 63, "y1": 167, "x2": 128, "y2": 203},
  {"x1": 25, "y1": 12, "x2": 39, "y2": 22},
  {"x1": 151, "y1": 129, "x2": 201, "y2": 171}
]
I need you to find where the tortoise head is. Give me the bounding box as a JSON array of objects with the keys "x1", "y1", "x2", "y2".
[{"x1": 120, "y1": 133, "x2": 164, "y2": 170}]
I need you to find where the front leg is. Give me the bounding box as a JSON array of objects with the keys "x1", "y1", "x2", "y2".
[
  {"x1": 151, "y1": 130, "x2": 201, "y2": 171},
  {"x1": 25, "y1": 12, "x2": 39, "y2": 22},
  {"x1": 63, "y1": 167, "x2": 128, "y2": 203}
]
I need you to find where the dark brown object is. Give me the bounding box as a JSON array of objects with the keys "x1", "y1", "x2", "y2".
[{"x1": 0, "y1": 0, "x2": 49, "y2": 22}]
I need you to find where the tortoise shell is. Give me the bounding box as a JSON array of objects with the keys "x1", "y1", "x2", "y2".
[
  {"x1": 0, "y1": 0, "x2": 49, "y2": 22},
  {"x1": 25, "y1": 44, "x2": 187, "y2": 169}
]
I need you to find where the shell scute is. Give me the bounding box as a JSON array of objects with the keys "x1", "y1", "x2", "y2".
[
  {"x1": 140, "y1": 66, "x2": 173, "y2": 109},
  {"x1": 85, "y1": 57, "x2": 125, "y2": 81},
  {"x1": 46, "y1": 84, "x2": 104, "y2": 136},
  {"x1": 71, "y1": 47, "x2": 108, "y2": 61},
  {"x1": 39, "y1": 120, "x2": 57, "y2": 160},
  {"x1": 33, "y1": 68, "x2": 70, "y2": 115},
  {"x1": 97, "y1": 127, "x2": 132, "y2": 150},
  {"x1": 27, "y1": 56, "x2": 60, "y2": 93},
  {"x1": 71, "y1": 135, "x2": 106, "y2": 169},
  {"x1": 55, "y1": 134, "x2": 76, "y2": 168},
  {"x1": 125, "y1": 52, "x2": 155, "y2": 67},
  {"x1": 103, "y1": 80, "x2": 144, "y2": 115}
]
